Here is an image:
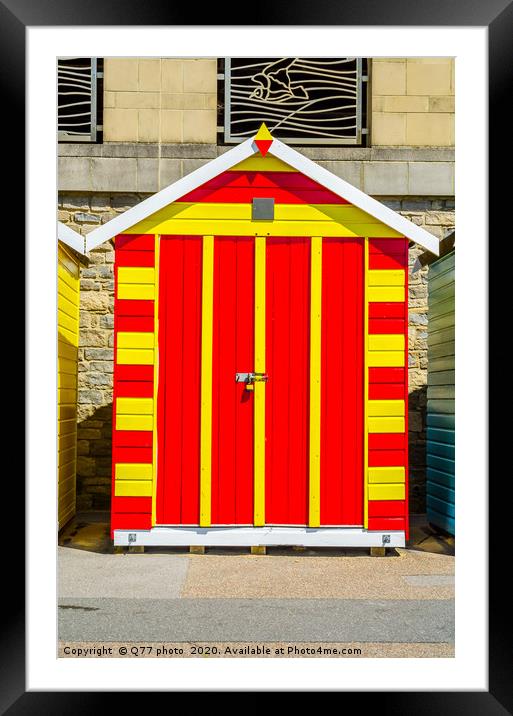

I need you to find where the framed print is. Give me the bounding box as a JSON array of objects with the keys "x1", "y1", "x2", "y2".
[{"x1": 10, "y1": 0, "x2": 509, "y2": 708}]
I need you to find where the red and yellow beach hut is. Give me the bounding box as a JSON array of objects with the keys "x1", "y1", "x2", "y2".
[{"x1": 86, "y1": 125, "x2": 439, "y2": 548}]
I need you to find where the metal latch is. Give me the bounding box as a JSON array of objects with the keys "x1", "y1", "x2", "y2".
[{"x1": 235, "y1": 372, "x2": 269, "y2": 391}]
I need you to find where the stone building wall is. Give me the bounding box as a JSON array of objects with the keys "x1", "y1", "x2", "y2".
[{"x1": 58, "y1": 193, "x2": 454, "y2": 513}]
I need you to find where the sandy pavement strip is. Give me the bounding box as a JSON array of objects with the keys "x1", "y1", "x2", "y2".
[{"x1": 59, "y1": 641, "x2": 454, "y2": 658}]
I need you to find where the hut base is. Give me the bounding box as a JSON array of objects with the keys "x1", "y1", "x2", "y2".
[{"x1": 113, "y1": 526, "x2": 405, "y2": 549}]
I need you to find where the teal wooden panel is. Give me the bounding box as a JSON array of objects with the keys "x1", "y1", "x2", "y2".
[
  {"x1": 427, "y1": 466, "x2": 455, "y2": 488},
  {"x1": 428, "y1": 440, "x2": 455, "y2": 459},
  {"x1": 429, "y1": 267, "x2": 455, "y2": 293},
  {"x1": 428, "y1": 341, "x2": 455, "y2": 360},
  {"x1": 429, "y1": 251, "x2": 455, "y2": 278},
  {"x1": 427, "y1": 413, "x2": 455, "y2": 429},
  {"x1": 427, "y1": 494, "x2": 455, "y2": 519},
  {"x1": 429, "y1": 312, "x2": 455, "y2": 333},
  {"x1": 427, "y1": 281, "x2": 454, "y2": 306},
  {"x1": 429, "y1": 295, "x2": 455, "y2": 318},
  {"x1": 427, "y1": 427, "x2": 455, "y2": 445},
  {"x1": 428, "y1": 369, "x2": 455, "y2": 386},
  {"x1": 427, "y1": 481, "x2": 455, "y2": 505},
  {"x1": 428, "y1": 326, "x2": 455, "y2": 347},
  {"x1": 427, "y1": 506, "x2": 455, "y2": 534},
  {"x1": 427, "y1": 385, "x2": 455, "y2": 400},
  {"x1": 427, "y1": 398, "x2": 455, "y2": 415},
  {"x1": 428, "y1": 355, "x2": 455, "y2": 372},
  {"x1": 427, "y1": 453, "x2": 455, "y2": 473}
]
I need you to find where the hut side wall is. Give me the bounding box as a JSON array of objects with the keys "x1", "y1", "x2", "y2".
[{"x1": 426, "y1": 250, "x2": 455, "y2": 534}]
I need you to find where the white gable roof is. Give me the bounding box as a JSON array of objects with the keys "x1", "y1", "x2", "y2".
[
  {"x1": 58, "y1": 221, "x2": 86, "y2": 254},
  {"x1": 85, "y1": 137, "x2": 440, "y2": 255}
]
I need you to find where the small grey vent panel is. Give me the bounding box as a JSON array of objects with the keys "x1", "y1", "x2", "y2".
[{"x1": 252, "y1": 198, "x2": 275, "y2": 221}]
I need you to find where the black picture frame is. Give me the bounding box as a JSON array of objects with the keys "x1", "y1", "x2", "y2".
[{"x1": 10, "y1": 0, "x2": 508, "y2": 709}]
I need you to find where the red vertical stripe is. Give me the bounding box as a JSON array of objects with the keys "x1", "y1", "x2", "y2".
[
  {"x1": 211, "y1": 237, "x2": 254, "y2": 524},
  {"x1": 265, "y1": 238, "x2": 310, "y2": 525},
  {"x1": 157, "y1": 236, "x2": 202, "y2": 524},
  {"x1": 320, "y1": 238, "x2": 364, "y2": 525}
]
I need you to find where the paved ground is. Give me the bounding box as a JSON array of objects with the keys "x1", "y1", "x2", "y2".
[{"x1": 58, "y1": 513, "x2": 454, "y2": 658}]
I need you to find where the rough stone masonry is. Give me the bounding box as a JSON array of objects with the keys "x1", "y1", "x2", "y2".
[{"x1": 59, "y1": 193, "x2": 454, "y2": 513}]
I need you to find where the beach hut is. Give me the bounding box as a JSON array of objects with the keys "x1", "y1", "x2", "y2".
[
  {"x1": 58, "y1": 223, "x2": 86, "y2": 529},
  {"x1": 415, "y1": 232, "x2": 455, "y2": 535},
  {"x1": 85, "y1": 125, "x2": 440, "y2": 549}
]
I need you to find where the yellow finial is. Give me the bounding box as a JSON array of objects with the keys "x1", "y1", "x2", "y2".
[{"x1": 255, "y1": 123, "x2": 273, "y2": 141}]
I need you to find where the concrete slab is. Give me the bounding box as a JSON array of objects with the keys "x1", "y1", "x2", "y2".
[
  {"x1": 58, "y1": 597, "x2": 454, "y2": 644},
  {"x1": 58, "y1": 547, "x2": 189, "y2": 599},
  {"x1": 181, "y1": 548, "x2": 454, "y2": 600}
]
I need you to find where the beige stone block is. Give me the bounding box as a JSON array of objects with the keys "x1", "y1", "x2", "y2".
[
  {"x1": 162, "y1": 60, "x2": 183, "y2": 93},
  {"x1": 407, "y1": 61, "x2": 452, "y2": 96},
  {"x1": 183, "y1": 59, "x2": 217, "y2": 93},
  {"x1": 372, "y1": 61, "x2": 406, "y2": 95},
  {"x1": 206, "y1": 94, "x2": 218, "y2": 110},
  {"x1": 182, "y1": 109, "x2": 216, "y2": 143},
  {"x1": 371, "y1": 112, "x2": 406, "y2": 146},
  {"x1": 406, "y1": 113, "x2": 454, "y2": 146},
  {"x1": 138, "y1": 109, "x2": 160, "y2": 142},
  {"x1": 138, "y1": 58, "x2": 161, "y2": 91},
  {"x1": 104, "y1": 58, "x2": 138, "y2": 91},
  {"x1": 104, "y1": 91, "x2": 116, "y2": 108},
  {"x1": 161, "y1": 110, "x2": 183, "y2": 142},
  {"x1": 115, "y1": 92, "x2": 160, "y2": 109},
  {"x1": 183, "y1": 93, "x2": 207, "y2": 109},
  {"x1": 103, "y1": 108, "x2": 138, "y2": 142},
  {"x1": 162, "y1": 93, "x2": 185, "y2": 110},
  {"x1": 429, "y1": 96, "x2": 455, "y2": 112},
  {"x1": 382, "y1": 96, "x2": 429, "y2": 113}
]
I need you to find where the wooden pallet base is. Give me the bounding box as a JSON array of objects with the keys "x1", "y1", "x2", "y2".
[
  {"x1": 250, "y1": 545, "x2": 267, "y2": 555},
  {"x1": 370, "y1": 547, "x2": 386, "y2": 557}
]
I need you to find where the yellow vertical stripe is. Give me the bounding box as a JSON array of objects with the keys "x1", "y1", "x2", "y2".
[
  {"x1": 254, "y1": 236, "x2": 266, "y2": 527},
  {"x1": 309, "y1": 237, "x2": 322, "y2": 527},
  {"x1": 200, "y1": 236, "x2": 214, "y2": 527},
  {"x1": 152, "y1": 235, "x2": 159, "y2": 526},
  {"x1": 363, "y1": 238, "x2": 369, "y2": 529}
]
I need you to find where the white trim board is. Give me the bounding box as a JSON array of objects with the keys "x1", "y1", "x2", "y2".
[
  {"x1": 84, "y1": 137, "x2": 440, "y2": 255},
  {"x1": 58, "y1": 221, "x2": 86, "y2": 254},
  {"x1": 113, "y1": 526, "x2": 406, "y2": 548}
]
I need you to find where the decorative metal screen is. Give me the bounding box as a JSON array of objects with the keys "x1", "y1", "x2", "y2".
[
  {"x1": 222, "y1": 57, "x2": 366, "y2": 145},
  {"x1": 58, "y1": 57, "x2": 102, "y2": 142}
]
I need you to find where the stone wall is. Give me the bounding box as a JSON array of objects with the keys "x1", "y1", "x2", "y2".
[{"x1": 58, "y1": 193, "x2": 454, "y2": 513}]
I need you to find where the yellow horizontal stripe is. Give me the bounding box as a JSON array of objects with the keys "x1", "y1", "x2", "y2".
[
  {"x1": 368, "y1": 334, "x2": 405, "y2": 352},
  {"x1": 230, "y1": 156, "x2": 297, "y2": 172},
  {"x1": 367, "y1": 351, "x2": 405, "y2": 367},
  {"x1": 368, "y1": 400, "x2": 405, "y2": 417},
  {"x1": 58, "y1": 419, "x2": 77, "y2": 436},
  {"x1": 116, "y1": 397, "x2": 153, "y2": 415},
  {"x1": 116, "y1": 415, "x2": 153, "y2": 431},
  {"x1": 117, "y1": 332, "x2": 155, "y2": 349},
  {"x1": 117, "y1": 284, "x2": 155, "y2": 300},
  {"x1": 58, "y1": 460, "x2": 75, "y2": 481},
  {"x1": 58, "y1": 264, "x2": 80, "y2": 292},
  {"x1": 58, "y1": 355, "x2": 78, "y2": 374},
  {"x1": 58, "y1": 372, "x2": 77, "y2": 390},
  {"x1": 115, "y1": 480, "x2": 153, "y2": 497},
  {"x1": 58, "y1": 388, "x2": 77, "y2": 405},
  {"x1": 58, "y1": 340, "x2": 78, "y2": 360},
  {"x1": 125, "y1": 218, "x2": 401, "y2": 239},
  {"x1": 58, "y1": 293, "x2": 79, "y2": 320},
  {"x1": 58, "y1": 280, "x2": 79, "y2": 304},
  {"x1": 368, "y1": 483, "x2": 405, "y2": 501},
  {"x1": 368, "y1": 270, "x2": 405, "y2": 286},
  {"x1": 59, "y1": 432, "x2": 77, "y2": 451},
  {"x1": 154, "y1": 203, "x2": 386, "y2": 224},
  {"x1": 116, "y1": 348, "x2": 154, "y2": 365},
  {"x1": 368, "y1": 286, "x2": 404, "y2": 302},
  {"x1": 368, "y1": 417, "x2": 405, "y2": 433},
  {"x1": 58, "y1": 404, "x2": 77, "y2": 421},
  {"x1": 58, "y1": 246, "x2": 80, "y2": 277},
  {"x1": 368, "y1": 466, "x2": 406, "y2": 483},
  {"x1": 59, "y1": 446, "x2": 76, "y2": 467},
  {"x1": 115, "y1": 463, "x2": 153, "y2": 480},
  {"x1": 117, "y1": 267, "x2": 155, "y2": 284},
  {"x1": 58, "y1": 309, "x2": 78, "y2": 335}
]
